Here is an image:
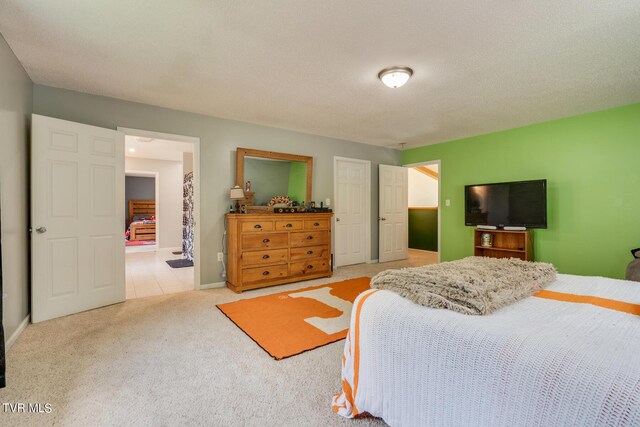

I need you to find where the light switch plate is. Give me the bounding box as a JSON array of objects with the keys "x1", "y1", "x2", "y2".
[
  {"x1": 325, "y1": 198, "x2": 331, "y2": 206},
  {"x1": 445, "y1": 199, "x2": 451, "y2": 207}
]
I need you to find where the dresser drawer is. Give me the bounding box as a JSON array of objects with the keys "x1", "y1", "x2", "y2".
[
  {"x1": 275, "y1": 220, "x2": 303, "y2": 231},
  {"x1": 241, "y1": 220, "x2": 274, "y2": 232},
  {"x1": 241, "y1": 249, "x2": 288, "y2": 266},
  {"x1": 290, "y1": 259, "x2": 330, "y2": 276},
  {"x1": 242, "y1": 264, "x2": 288, "y2": 283},
  {"x1": 290, "y1": 245, "x2": 329, "y2": 261},
  {"x1": 242, "y1": 232, "x2": 288, "y2": 250},
  {"x1": 304, "y1": 219, "x2": 329, "y2": 230},
  {"x1": 290, "y1": 231, "x2": 329, "y2": 247}
]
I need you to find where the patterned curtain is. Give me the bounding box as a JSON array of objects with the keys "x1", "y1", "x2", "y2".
[{"x1": 182, "y1": 172, "x2": 195, "y2": 261}]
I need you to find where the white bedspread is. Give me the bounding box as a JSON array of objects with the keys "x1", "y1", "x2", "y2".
[{"x1": 333, "y1": 274, "x2": 640, "y2": 427}]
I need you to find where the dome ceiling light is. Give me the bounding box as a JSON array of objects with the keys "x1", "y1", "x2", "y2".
[{"x1": 378, "y1": 66, "x2": 413, "y2": 88}]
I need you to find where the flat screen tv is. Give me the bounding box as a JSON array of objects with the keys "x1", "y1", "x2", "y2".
[{"x1": 465, "y1": 179, "x2": 547, "y2": 229}]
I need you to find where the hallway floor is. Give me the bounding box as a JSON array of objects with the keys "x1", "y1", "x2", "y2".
[{"x1": 126, "y1": 248, "x2": 194, "y2": 299}]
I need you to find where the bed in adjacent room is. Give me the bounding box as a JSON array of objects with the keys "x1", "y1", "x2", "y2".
[
  {"x1": 333, "y1": 261, "x2": 640, "y2": 427},
  {"x1": 126, "y1": 199, "x2": 156, "y2": 242}
]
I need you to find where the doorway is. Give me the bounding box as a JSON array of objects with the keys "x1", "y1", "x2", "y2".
[
  {"x1": 405, "y1": 161, "x2": 440, "y2": 264},
  {"x1": 119, "y1": 127, "x2": 201, "y2": 298}
]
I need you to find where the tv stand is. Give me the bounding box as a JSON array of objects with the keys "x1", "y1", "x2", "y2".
[{"x1": 474, "y1": 228, "x2": 533, "y2": 261}]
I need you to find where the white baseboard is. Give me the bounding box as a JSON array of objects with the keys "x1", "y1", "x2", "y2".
[
  {"x1": 200, "y1": 281, "x2": 226, "y2": 290},
  {"x1": 6, "y1": 315, "x2": 30, "y2": 350},
  {"x1": 367, "y1": 259, "x2": 379, "y2": 264}
]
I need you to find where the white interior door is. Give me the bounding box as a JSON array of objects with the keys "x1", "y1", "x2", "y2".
[
  {"x1": 334, "y1": 158, "x2": 368, "y2": 267},
  {"x1": 31, "y1": 115, "x2": 125, "y2": 323},
  {"x1": 379, "y1": 165, "x2": 408, "y2": 263}
]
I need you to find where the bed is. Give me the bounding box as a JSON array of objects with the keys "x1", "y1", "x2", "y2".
[
  {"x1": 128, "y1": 200, "x2": 156, "y2": 241},
  {"x1": 333, "y1": 273, "x2": 640, "y2": 426}
]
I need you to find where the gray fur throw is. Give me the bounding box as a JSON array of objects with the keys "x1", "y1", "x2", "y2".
[{"x1": 371, "y1": 257, "x2": 557, "y2": 315}]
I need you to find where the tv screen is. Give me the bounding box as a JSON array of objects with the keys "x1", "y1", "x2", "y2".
[{"x1": 465, "y1": 179, "x2": 547, "y2": 228}]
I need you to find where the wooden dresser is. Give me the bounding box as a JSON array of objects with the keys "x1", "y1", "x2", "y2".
[{"x1": 225, "y1": 213, "x2": 333, "y2": 292}]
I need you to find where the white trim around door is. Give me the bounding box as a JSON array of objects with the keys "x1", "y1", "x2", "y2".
[
  {"x1": 117, "y1": 127, "x2": 202, "y2": 290},
  {"x1": 403, "y1": 160, "x2": 442, "y2": 263},
  {"x1": 333, "y1": 156, "x2": 371, "y2": 268}
]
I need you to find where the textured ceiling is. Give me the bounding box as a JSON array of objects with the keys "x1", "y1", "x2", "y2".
[{"x1": 1, "y1": 1, "x2": 639, "y2": 147}]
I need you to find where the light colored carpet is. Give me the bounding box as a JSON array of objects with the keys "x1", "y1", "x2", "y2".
[{"x1": 0, "y1": 251, "x2": 437, "y2": 426}]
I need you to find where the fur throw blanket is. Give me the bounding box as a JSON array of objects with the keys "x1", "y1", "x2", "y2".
[{"x1": 371, "y1": 257, "x2": 557, "y2": 315}]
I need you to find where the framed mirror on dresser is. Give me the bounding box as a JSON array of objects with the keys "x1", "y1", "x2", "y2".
[{"x1": 226, "y1": 148, "x2": 332, "y2": 293}]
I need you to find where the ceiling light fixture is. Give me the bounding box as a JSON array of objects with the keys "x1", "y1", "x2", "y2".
[{"x1": 378, "y1": 66, "x2": 413, "y2": 88}]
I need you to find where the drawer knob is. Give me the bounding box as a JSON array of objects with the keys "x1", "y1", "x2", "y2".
[
  {"x1": 314, "y1": 222, "x2": 320, "y2": 226},
  {"x1": 306, "y1": 235, "x2": 313, "y2": 240},
  {"x1": 263, "y1": 238, "x2": 270, "y2": 243},
  {"x1": 307, "y1": 250, "x2": 313, "y2": 255},
  {"x1": 254, "y1": 224, "x2": 262, "y2": 229},
  {"x1": 262, "y1": 254, "x2": 270, "y2": 259},
  {"x1": 307, "y1": 265, "x2": 313, "y2": 269},
  {"x1": 286, "y1": 223, "x2": 293, "y2": 228},
  {"x1": 262, "y1": 271, "x2": 270, "y2": 276}
]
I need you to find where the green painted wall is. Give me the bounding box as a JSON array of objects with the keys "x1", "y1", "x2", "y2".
[
  {"x1": 403, "y1": 103, "x2": 640, "y2": 279},
  {"x1": 287, "y1": 161, "x2": 307, "y2": 204},
  {"x1": 408, "y1": 209, "x2": 438, "y2": 251}
]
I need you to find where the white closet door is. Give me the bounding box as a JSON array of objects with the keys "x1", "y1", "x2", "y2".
[
  {"x1": 334, "y1": 158, "x2": 367, "y2": 267},
  {"x1": 378, "y1": 164, "x2": 408, "y2": 263}
]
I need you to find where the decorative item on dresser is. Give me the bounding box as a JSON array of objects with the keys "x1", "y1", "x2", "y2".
[{"x1": 225, "y1": 212, "x2": 333, "y2": 292}]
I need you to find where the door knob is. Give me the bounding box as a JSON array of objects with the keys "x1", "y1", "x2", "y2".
[
  {"x1": 36, "y1": 226, "x2": 47, "y2": 234},
  {"x1": 336, "y1": 218, "x2": 340, "y2": 222},
  {"x1": 378, "y1": 217, "x2": 387, "y2": 221}
]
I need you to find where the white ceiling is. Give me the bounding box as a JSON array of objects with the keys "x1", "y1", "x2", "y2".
[
  {"x1": 1, "y1": 1, "x2": 639, "y2": 148},
  {"x1": 125, "y1": 135, "x2": 193, "y2": 162}
]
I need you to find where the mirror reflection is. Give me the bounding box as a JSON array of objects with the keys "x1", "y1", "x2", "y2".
[{"x1": 244, "y1": 156, "x2": 308, "y2": 206}]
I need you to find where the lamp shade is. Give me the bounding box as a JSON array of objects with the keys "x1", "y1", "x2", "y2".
[{"x1": 229, "y1": 186, "x2": 245, "y2": 200}]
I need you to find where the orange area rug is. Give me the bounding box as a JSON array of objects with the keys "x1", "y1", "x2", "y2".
[{"x1": 217, "y1": 277, "x2": 371, "y2": 360}]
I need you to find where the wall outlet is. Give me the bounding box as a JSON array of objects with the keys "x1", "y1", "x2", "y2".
[
  {"x1": 325, "y1": 198, "x2": 331, "y2": 207},
  {"x1": 217, "y1": 252, "x2": 224, "y2": 262}
]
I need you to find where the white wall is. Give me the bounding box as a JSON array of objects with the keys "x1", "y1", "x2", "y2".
[
  {"x1": 408, "y1": 168, "x2": 438, "y2": 207},
  {"x1": 125, "y1": 158, "x2": 183, "y2": 249}
]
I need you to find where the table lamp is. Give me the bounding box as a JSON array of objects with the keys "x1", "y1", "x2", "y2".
[{"x1": 229, "y1": 185, "x2": 245, "y2": 212}]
